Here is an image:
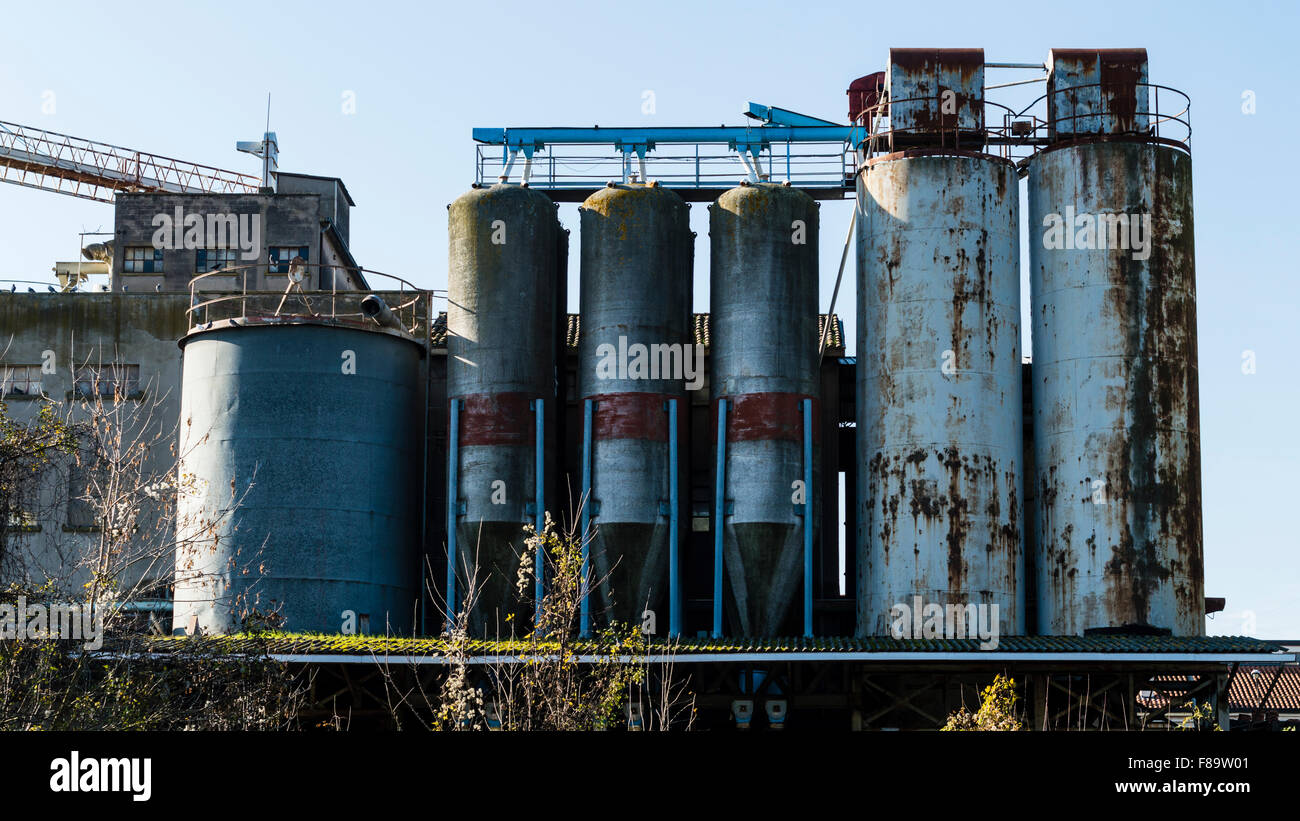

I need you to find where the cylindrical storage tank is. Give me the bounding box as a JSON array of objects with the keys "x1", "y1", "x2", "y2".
[
  {"x1": 710, "y1": 182, "x2": 820, "y2": 636},
  {"x1": 856, "y1": 152, "x2": 1023, "y2": 637},
  {"x1": 579, "y1": 182, "x2": 693, "y2": 631},
  {"x1": 447, "y1": 183, "x2": 562, "y2": 637},
  {"x1": 173, "y1": 318, "x2": 423, "y2": 635},
  {"x1": 1028, "y1": 141, "x2": 1203, "y2": 635}
]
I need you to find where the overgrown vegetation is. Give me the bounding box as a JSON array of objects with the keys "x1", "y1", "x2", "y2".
[
  {"x1": 943, "y1": 674, "x2": 1023, "y2": 731},
  {"x1": 383, "y1": 512, "x2": 696, "y2": 731},
  {"x1": 1, "y1": 381, "x2": 303, "y2": 730}
]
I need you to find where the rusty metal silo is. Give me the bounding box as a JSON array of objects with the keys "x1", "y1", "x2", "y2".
[
  {"x1": 577, "y1": 182, "x2": 693, "y2": 634},
  {"x1": 1028, "y1": 49, "x2": 1203, "y2": 636},
  {"x1": 710, "y1": 181, "x2": 820, "y2": 637},
  {"x1": 447, "y1": 183, "x2": 563, "y2": 637},
  {"x1": 856, "y1": 48, "x2": 1024, "y2": 637}
]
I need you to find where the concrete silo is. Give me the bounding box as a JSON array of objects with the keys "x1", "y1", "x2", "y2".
[
  {"x1": 173, "y1": 317, "x2": 423, "y2": 635},
  {"x1": 1028, "y1": 49, "x2": 1203, "y2": 635},
  {"x1": 857, "y1": 48, "x2": 1024, "y2": 637},
  {"x1": 578, "y1": 182, "x2": 693, "y2": 633},
  {"x1": 710, "y1": 181, "x2": 820, "y2": 637},
  {"x1": 447, "y1": 183, "x2": 564, "y2": 637}
]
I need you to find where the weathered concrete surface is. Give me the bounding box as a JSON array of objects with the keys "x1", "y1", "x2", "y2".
[
  {"x1": 447, "y1": 184, "x2": 563, "y2": 637},
  {"x1": 173, "y1": 321, "x2": 423, "y2": 634},
  {"x1": 857, "y1": 154, "x2": 1023, "y2": 637},
  {"x1": 0, "y1": 293, "x2": 189, "y2": 596},
  {"x1": 579, "y1": 183, "x2": 692, "y2": 631},
  {"x1": 1028, "y1": 141, "x2": 1203, "y2": 636},
  {"x1": 710, "y1": 183, "x2": 820, "y2": 636}
]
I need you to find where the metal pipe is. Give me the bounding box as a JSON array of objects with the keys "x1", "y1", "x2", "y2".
[
  {"x1": 667, "y1": 398, "x2": 680, "y2": 638},
  {"x1": 802, "y1": 397, "x2": 813, "y2": 639},
  {"x1": 819, "y1": 207, "x2": 856, "y2": 360},
  {"x1": 446, "y1": 398, "x2": 460, "y2": 627},
  {"x1": 533, "y1": 398, "x2": 545, "y2": 629},
  {"x1": 984, "y1": 62, "x2": 1046, "y2": 69},
  {"x1": 580, "y1": 398, "x2": 594, "y2": 637},
  {"x1": 986, "y1": 77, "x2": 1047, "y2": 90},
  {"x1": 361, "y1": 294, "x2": 405, "y2": 332},
  {"x1": 713, "y1": 398, "x2": 727, "y2": 638}
]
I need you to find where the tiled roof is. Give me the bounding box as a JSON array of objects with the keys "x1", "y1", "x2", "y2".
[
  {"x1": 1230, "y1": 665, "x2": 1300, "y2": 711},
  {"x1": 438, "y1": 312, "x2": 844, "y2": 351},
  {"x1": 430, "y1": 311, "x2": 447, "y2": 347},
  {"x1": 1143, "y1": 665, "x2": 1300, "y2": 712},
  {"x1": 142, "y1": 634, "x2": 1282, "y2": 658}
]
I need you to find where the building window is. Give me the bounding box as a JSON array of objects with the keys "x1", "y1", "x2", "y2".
[
  {"x1": 269, "y1": 246, "x2": 310, "y2": 275},
  {"x1": 2, "y1": 511, "x2": 40, "y2": 533},
  {"x1": 123, "y1": 246, "x2": 163, "y2": 273},
  {"x1": 196, "y1": 248, "x2": 240, "y2": 274},
  {"x1": 0, "y1": 365, "x2": 44, "y2": 397},
  {"x1": 66, "y1": 442, "x2": 103, "y2": 531},
  {"x1": 73, "y1": 364, "x2": 141, "y2": 399}
]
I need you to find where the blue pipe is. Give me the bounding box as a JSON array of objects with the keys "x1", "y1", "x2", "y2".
[
  {"x1": 802, "y1": 398, "x2": 814, "y2": 639},
  {"x1": 533, "y1": 398, "x2": 545, "y2": 629},
  {"x1": 667, "y1": 398, "x2": 680, "y2": 638},
  {"x1": 445, "y1": 398, "x2": 460, "y2": 628},
  {"x1": 713, "y1": 399, "x2": 727, "y2": 639},
  {"x1": 579, "y1": 398, "x2": 594, "y2": 638}
]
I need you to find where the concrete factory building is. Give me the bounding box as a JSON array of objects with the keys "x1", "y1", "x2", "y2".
[{"x1": 2, "y1": 46, "x2": 1291, "y2": 729}]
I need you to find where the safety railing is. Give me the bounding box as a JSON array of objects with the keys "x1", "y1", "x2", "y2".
[
  {"x1": 1030, "y1": 82, "x2": 1191, "y2": 147},
  {"x1": 185, "y1": 262, "x2": 438, "y2": 342},
  {"x1": 854, "y1": 82, "x2": 1190, "y2": 163},
  {"x1": 475, "y1": 140, "x2": 855, "y2": 193}
]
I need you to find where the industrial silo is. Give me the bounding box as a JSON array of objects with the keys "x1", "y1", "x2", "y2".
[
  {"x1": 856, "y1": 48, "x2": 1024, "y2": 637},
  {"x1": 710, "y1": 181, "x2": 820, "y2": 637},
  {"x1": 173, "y1": 317, "x2": 424, "y2": 635},
  {"x1": 578, "y1": 182, "x2": 692, "y2": 632},
  {"x1": 447, "y1": 183, "x2": 563, "y2": 637},
  {"x1": 1028, "y1": 49, "x2": 1203, "y2": 636}
]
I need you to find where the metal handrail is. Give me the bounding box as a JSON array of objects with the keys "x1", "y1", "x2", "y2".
[
  {"x1": 475, "y1": 140, "x2": 853, "y2": 190},
  {"x1": 1021, "y1": 82, "x2": 1191, "y2": 146},
  {"x1": 853, "y1": 82, "x2": 1191, "y2": 163},
  {"x1": 185, "y1": 262, "x2": 436, "y2": 334}
]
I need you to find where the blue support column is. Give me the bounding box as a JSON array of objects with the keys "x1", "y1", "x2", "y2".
[
  {"x1": 713, "y1": 399, "x2": 728, "y2": 639},
  {"x1": 579, "y1": 398, "x2": 594, "y2": 638},
  {"x1": 667, "y1": 398, "x2": 680, "y2": 638},
  {"x1": 802, "y1": 398, "x2": 814, "y2": 639},
  {"x1": 533, "y1": 398, "x2": 545, "y2": 629},
  {"x1": 445, "y1": 399, "x2": 460, "y2": 628}
]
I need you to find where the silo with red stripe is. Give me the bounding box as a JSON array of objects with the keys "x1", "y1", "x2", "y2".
[
  {"x1": 447, "y1": 183, "x2": 565, "y2": 637},
  {"x1": 709, "y1": 181, "x2": 821, "y2": 636},
  {"x1": 578, "y1": 182, "x2": 693, "y2": 632}
]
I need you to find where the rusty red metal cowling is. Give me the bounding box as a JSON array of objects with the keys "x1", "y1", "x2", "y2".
[
  {"x1": 712, "y1": 393, "x2": 820, "y2": 444},
  {"x1": 455, "y1": 392, "x2": 538, "y2": 447},
  {"x1": 588, "y1": 391, "x2": 672, "y2": 442}
]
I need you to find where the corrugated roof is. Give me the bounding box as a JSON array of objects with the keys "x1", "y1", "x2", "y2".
[
  {"x1": 433, "y1": 312, "x2": 844, "y2": 351},
  {"x1": 142, "y1": 634, "x2": 1283, "y2": 658}
]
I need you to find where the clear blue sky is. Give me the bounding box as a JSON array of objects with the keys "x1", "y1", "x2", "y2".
[{"x1": 1, "y1": 0, "x2": 1295, "y2": 637}]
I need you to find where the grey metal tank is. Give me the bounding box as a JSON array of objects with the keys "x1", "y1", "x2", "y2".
[
  {"x1": 579, "y1": 182, "x2": 693, "y2": 631},
  {"x1": 1028, "y1": 140, "x2": 1203, "y2": 635},
  {"x1": 447, "y1": 183, "x2": 563, "y2": 637},
  {"x1": 709, "y1": 181, "x2": 820, "y2": 636},
  {"x1": 173, "y1": 317, "x2": 423, "y2": 635},
  {"x1": 856, "y1": 152, "x2": 1024, "y2": 637}
]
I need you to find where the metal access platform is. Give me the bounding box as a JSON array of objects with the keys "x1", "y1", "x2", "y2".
[{"x1": 473, "y1": 104, "x2": 861, "y2": 201}]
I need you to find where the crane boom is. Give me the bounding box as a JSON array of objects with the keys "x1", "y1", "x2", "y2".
[{"x1": 0, "y1": 119, "x2": 261, "y2": 203}]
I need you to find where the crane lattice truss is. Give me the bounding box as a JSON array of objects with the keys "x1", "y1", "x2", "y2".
[{"x1": 0, "y1": 120, "x2": 260, "y2": 203}]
